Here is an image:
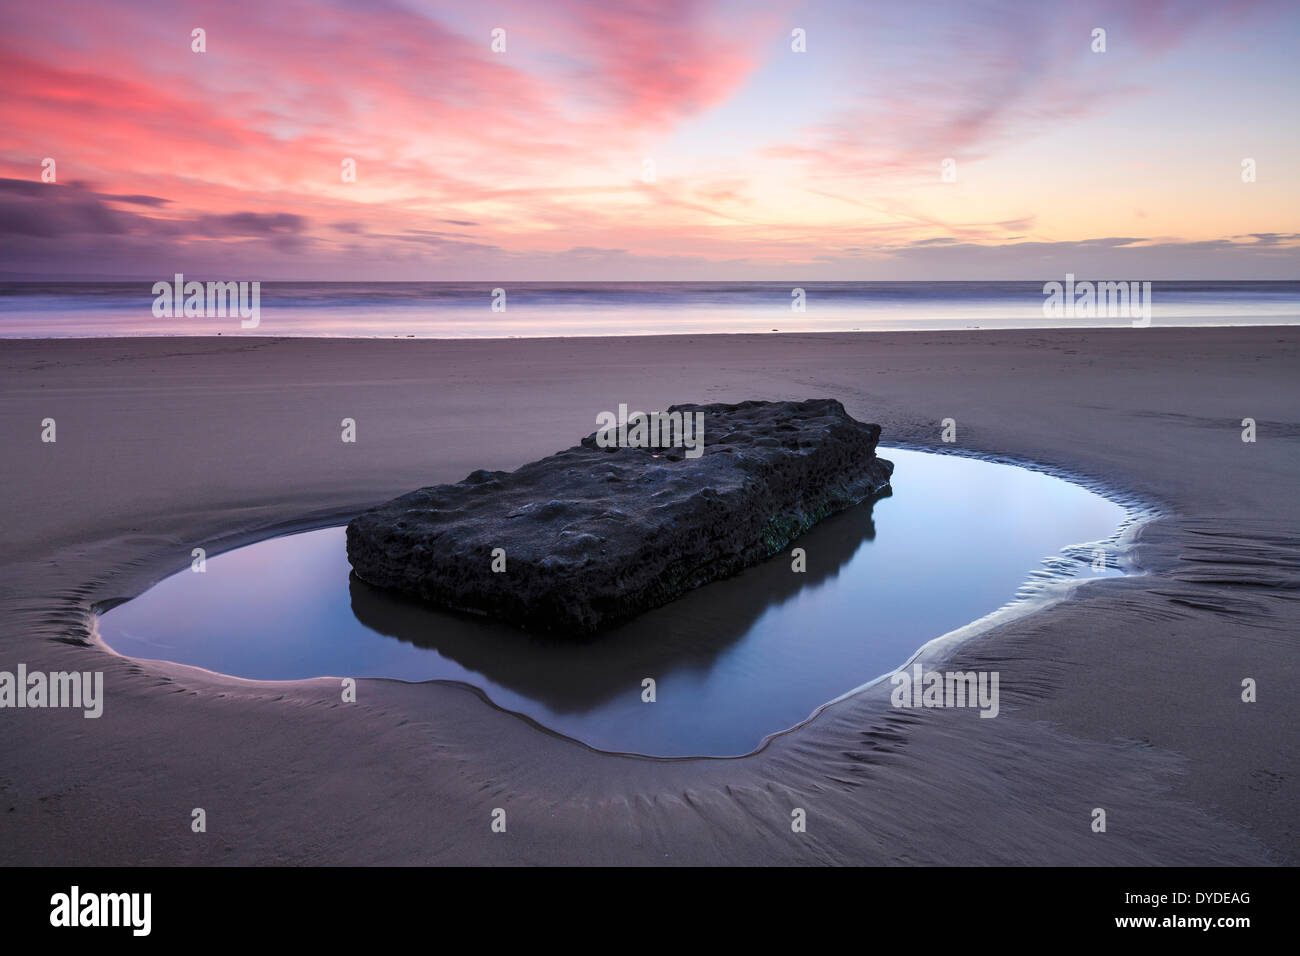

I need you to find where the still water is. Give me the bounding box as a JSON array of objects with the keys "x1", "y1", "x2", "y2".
[{"x1": 96, "y1": 449, "x2": 1128, "y2": 756}]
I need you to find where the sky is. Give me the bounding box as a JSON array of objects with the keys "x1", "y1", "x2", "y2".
[{"x1": 2, "y1": 0, "x2": 1298, "y2": 280}]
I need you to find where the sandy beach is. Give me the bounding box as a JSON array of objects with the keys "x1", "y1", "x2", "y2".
[{"x1": 0, "y1": 326, "x2": 1295, "y2": 866}]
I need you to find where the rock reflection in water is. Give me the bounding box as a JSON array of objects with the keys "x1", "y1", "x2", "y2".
[{"x1": 347, "y1": 488, "x2": 887, "y2": 716}]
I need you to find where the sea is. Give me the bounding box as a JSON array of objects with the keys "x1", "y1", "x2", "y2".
[{"x1": 1, "y1": 280, "x2": 1297, "y2": 338}]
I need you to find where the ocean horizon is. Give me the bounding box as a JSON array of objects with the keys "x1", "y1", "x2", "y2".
[{"x1": 2, "y1": 279, "x2": 1298, "y2": 338}]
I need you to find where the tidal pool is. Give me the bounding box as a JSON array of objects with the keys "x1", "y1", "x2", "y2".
[{"x1": 96, "y1": 449, "x2": 1129, "y2": 757}]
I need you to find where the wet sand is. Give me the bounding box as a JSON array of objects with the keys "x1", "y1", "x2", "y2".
[{"x1": 0, "y1": 327, "x2": 1295, "y2": 865}]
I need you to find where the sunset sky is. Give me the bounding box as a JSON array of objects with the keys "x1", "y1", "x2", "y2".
[{"x1": 3, "y1": 0, "x2": 1298, "y2": 280}]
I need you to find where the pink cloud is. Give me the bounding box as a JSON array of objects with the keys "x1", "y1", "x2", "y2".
[{"x1": 0, "y1": 0, "x2": 1293, "y2": 278}]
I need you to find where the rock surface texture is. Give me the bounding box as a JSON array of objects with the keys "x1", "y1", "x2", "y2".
[{"x1": 346, "y1": 399, "x2": 893, "y2": 635}]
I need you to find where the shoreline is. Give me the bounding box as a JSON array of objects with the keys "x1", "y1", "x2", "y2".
[
  {"x1": 2, "y1": 326, "x2": 1295, "y2": 865},
  {"x1": 3, "y1": 314, "x2": 1300, "y2": 341}
]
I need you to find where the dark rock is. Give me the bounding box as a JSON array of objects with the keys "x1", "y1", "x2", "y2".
[{"x1": 346, "y1": 399, "x2": 893, "y2": 635}]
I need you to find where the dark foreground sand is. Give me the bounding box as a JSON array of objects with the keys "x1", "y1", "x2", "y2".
[{"x1": 0, "y1": 327, "x2": 1295, "y2": 865}]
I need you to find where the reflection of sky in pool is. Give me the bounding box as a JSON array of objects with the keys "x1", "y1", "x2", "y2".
[{"x1": 97, "y1": 449, "x2": 1127, "y2": 757}]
